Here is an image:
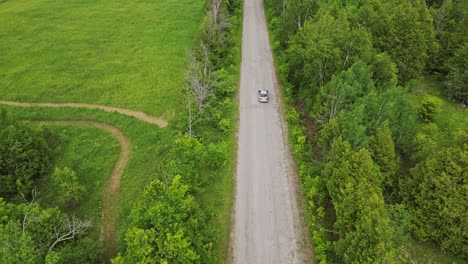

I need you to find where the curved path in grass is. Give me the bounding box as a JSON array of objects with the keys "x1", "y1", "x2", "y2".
[
  {"x1": 1, "y1": 101, "x2": 168, "y2": 262},
  {"x1": 42, "y1": 121, "x2": 130, "y2": 261},
  {"x1": 0, "y1": 100, "x2": 168, "y2": 127}
]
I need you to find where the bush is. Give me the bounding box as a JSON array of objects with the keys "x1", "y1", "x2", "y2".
[
  {"x1": 218, "y1": 118, "x2": 232, "y2": 134},
  {"x1": 418, "y1": 96, "x2": 441, "y2": 121},
  {"x1": 52, "y1": 167, "x2": 85, "y2": 208}
]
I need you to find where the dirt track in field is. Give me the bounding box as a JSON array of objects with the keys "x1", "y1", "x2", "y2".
[
  {"x1": 43, "y1": 121, "x2": 130, "y2": 261},
  {"x1": 0, "y1": 100, "x2": 168, "y2": 127},
  {"x1": 0, "y1": 101, "x2": 167, "y2": 262}
]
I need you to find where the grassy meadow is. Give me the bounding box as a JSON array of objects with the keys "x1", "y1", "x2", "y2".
[
  {"x1": 0, "y1": 0, "x2": 205, "y2": 117},
  {"x1": 409, "y1": 76, "x2": 468, "y2": 132}
]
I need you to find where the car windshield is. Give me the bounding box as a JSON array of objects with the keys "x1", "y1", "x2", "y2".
[
  {"x1": 260, "y1": 93, "x2": 267, "y2": 97},
  {"x1": 259, "y1": 91, "x2": 268, "y2": 97}
]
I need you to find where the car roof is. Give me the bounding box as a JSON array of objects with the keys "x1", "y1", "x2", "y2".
[{"x1": 259, "y1": 90, "x2": 268, "y2": 95}]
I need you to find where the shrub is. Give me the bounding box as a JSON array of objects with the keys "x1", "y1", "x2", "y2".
[
  {"x1": 418, "y1": 96, "x2": 441, "y2": 121},
  {"x1": 52, "y1": 167, "x2": 85, "y2": 208}
]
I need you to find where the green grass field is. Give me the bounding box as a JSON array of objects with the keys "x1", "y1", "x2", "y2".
[{"x1": 0, "y1": 0, "x2": 205, "y2": 117}]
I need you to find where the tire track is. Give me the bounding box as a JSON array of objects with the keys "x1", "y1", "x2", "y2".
[{"x1": 0, "y1": 100, "x2": 168, "y2": 127}]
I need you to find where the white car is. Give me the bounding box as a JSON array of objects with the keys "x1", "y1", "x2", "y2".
[{"x1": 258, "y1": 89, "x2": 269, "y2": 103}]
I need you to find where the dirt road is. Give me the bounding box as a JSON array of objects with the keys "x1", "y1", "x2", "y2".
[{"x1": 233, "y1": 0, "x2": 311, "y2": 263}]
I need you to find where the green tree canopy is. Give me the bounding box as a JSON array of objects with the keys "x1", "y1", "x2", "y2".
[
  {"x1": 286, "y1": 9, "x2": 373, "y2": 98},
  {"x1": 358, "y1": 0, "x2": 436, "y2": 83},
  {"x1": 165, "y1": 135, "x2": 206, "y2": 193},
  {"x1": 114, "y1": 176, "x2": 213, "y2": 264},
  {"x1": 407, "y1": 144, "x2": 468, "y2": 256},
  {"x1": 0, "y1": 122, "x2": 55, "y2": 198},
  {"x1": 445, "y1": 43, "x2": 468, "y2": 103},
  {"x1": 313, "y1": 61, "x2": 374, "y2": 128},
  {"x1": 369, "y1": 121, "x2": 399, "y2": 198},
  {"x1": 0, "y1": 198, "x2": 93, "y2": 263},
  {"x1": 324, "y1": 139, "x2": 399, "y2": 263}
]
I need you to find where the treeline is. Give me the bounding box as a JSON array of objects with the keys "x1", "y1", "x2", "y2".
[
  {"x1": 0, "y1": 110, "x2": 98, "y2": 263},
  {"x1": 113, "y1": 0, "x2": 241, "y2": 263},
  {"x1": 266, "y1": 0, "x2": 467, "y2": 262}
]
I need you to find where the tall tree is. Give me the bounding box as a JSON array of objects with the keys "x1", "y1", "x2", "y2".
[
  {"x1": 275, "y1": 0, "x2": 319, "y2": 46},
  {"x1": 0, "y1": 199, "x2": 91, "y2": 263},
  {"x1": 286, "y1": 9, "x2": 373, "y2": 99},
  {"x1": 445, "y1": 43, "x2": 468, "y2": 103},
  {"x1": 165, "y1": 135, "x2": 206, "y2": 192},
  {"x1": 369, "y1": 121, "x2": 399, "y2": 198},
  {"x1": 0, "y1": 123, "x2": 54, "y2": 198},
  {"x1": 428, "y1": 0, "x2": 467, "y2": 74},
  {"x1": 358, "y1": 0, "x2": 436, "y2": 83},
  {"x1": 51, "y1": 167, "x2": 85, "y2": 208},
  {"x1": 406, "y1": 144, "x2": 468, "y2": 256},
  {"x1": 324, "y1": 139, "x2": 399, "y2": 263},
  {"x1": 370, "y1": 53, "x2": 398, "y2": 90},
  {"x1": 313, "y1": 61, "x2": 374, "y2": 128},
  {"x1": 113, "y1": 176, "x2": 212, "y2": 264}
]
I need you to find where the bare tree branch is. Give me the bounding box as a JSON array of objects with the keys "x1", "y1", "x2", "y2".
[
  {"x1": 48, "y1": 215, "x2": 91, "y2": 252},
  {"x1": 22, "y1": 215, "x2": 29, "y2": 235},
  {"x1": 19, "y1": 187, "x2": 40, "y2": 204}
]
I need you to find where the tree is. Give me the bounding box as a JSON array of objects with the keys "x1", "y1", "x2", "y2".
[
  {"x1": 0, "y1": 123, "x2": 54, "y2": 198},
  {"x1": 369, "y1": 121, "x2": 399, "y2": 198},
  {"x1": 286, "y1": 9, "x2": 373, "y2": 98},
  {"x1": 0, "y1": 199, "x2": 91, "y2": 263},
  {"x1": 165, "y1": 135, "x2": 205, "y2": 192},
  {"x1": 370, "y1": 53, "x2": 398, "y2": 90},
  {"x1": 358, "y1": 0, "x2": 436, "y2": 83},
  {"x1": 407, "y1": 144, "x2": 468, "y2": 256},
  {"x1": 113, "y1": 176, "x2": 212, "y2": 264},
  {"x1": 418, "y1": 95, "x2": 442, "y2": 122},
  {"x1": 275, "y1": 0, "x2": 319, "y2": 46},
  {"x1": 51, "y1": 167, "x2": 85, "y2": 208},
  {"x1": 323, "y1": 139, "x2": 400, "y2": 263},
  {"x1": 313, "y1": 61, "x2": 374, "y2": 128},
  {"x1": 428, "y1": 0, "x2": 467, "y2": 74},
  {"x1": 445, "y1": 43, "x2": 468, "y2": 103},
  {"x1": 363, "y1": 87, "x2": 417, "y2": 150},
  {"x1": 185, "y1": 50, "x2": 212, "y2": 137},
  {"x1": 203, "y1": 0, "x2": 232, "y2": 66}
]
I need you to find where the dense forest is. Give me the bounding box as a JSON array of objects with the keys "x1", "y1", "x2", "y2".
[{"x1": 266, "y1": 0, "x2": 467, "y2": 263}]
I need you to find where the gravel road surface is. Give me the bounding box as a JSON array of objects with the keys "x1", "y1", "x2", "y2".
[{"x1": 233, "y1": 0, "x2": 311, "y2": 263}]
